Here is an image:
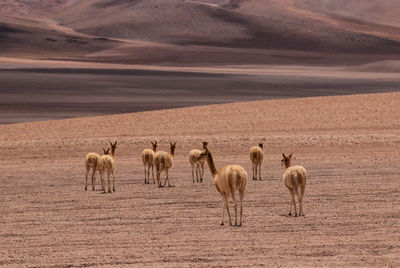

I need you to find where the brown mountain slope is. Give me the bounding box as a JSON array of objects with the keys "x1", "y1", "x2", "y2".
[
  {"x1": 0, "y1": 0, "x2": 71, "y2": 16},
  {"x1": 52, "y1": 0, "x2": 400, "y2": 53},
  {"x1": 293, "y1": 0, "x2": 400, "y2": 28},
  {"x1": 0, "y1": 15, "x2": 116, "y2": 58}
]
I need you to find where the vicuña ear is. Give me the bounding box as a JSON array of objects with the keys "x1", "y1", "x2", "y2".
[
  {"x1": 282, "y1": 153, "x2": 286, "y2": 158},
  {"x1": 114, "y1": 141, "x2": 117, "y2": 146},
  {"x1": 289, "y1": 153, "x2": 293, "y2": 158}
]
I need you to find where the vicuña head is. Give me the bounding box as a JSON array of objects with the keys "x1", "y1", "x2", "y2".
[
  {"x1": 151, "y1": 141, "x2": 158, "y2": 152},
  {"x1": 202, "y1": 141, "x2": 208, "y2": 149},
  {"x1": 109, "y1": 141, "x2": 117, "y2": 156},
  {"x1": 103, "y1": 148, "x2": 110, "y2": 155},
  {"x1": 281, "y1": 153, "x2": 293, "y2": 169},
  {"x1": 170, "y1": 141, "x2": 176, "y2": 155},
  {"x1": 258, "y1": 142, "x2": 263, "y2": 148}
]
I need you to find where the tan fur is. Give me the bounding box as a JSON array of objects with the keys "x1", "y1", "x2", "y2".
[
  {"x1": 188, "y1": 141, "x2": 208, "y2": 183},
  {"x1": 99, "y1": 141, "x2": 117, "y2": 193},
  {"x1": 84, "y1": 148, "x2": 109, "y2": 191},
  {"x1": 250, "y1": 142, "x2": 264, "y2": 180},
  {"x1": 154, "y1": 142, "x2": 176, "y2": 188},
  {"x1": 198, "y1": 146, "x2": 248, "y2": 226},
  {"x1": 281, "y1": 153, "x2": 307, "y2": 217},
  {"x1": 142, "y1": 141, "x2": 157, "y2": 184}
]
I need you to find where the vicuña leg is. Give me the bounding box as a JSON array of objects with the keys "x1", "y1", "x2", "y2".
[
  {"x1": 144, "y1": 165, "x2": 147, "y2": 184},
  {"x1": 231, "y1": 193, "x2": 238, "y2": 226},
  {"x1": 163, "y1": 169, "x2": 171, "y2": 187},
  {"x1": 156, "y1": 167, "x2": 161, "y2": 188},
  {"x1": 288, "y1": 188, "x2": 294, "y2": 216},
  {"x1": 191, "y1": 162, "x2": 195, "y2": 183},
  {"x1": 196, "y1": 163, "x2": 200, "y2": 182},
  {"x1": 147, "y1": 164, "x2": 151, "y2": 184},
  {"x1": 151, "y1": 164, "x2": 155, "y2": 184},
  {"x1": 221, "y1": 195, "x2": 229, "y2": 226},
  {"x1": 225, "y1": 195, "x2": 232, "y2": 226},
  {"x1": 91, "y1": 167, "x2": 96, "y2": 191},
  {"x1": 200, "y1": 162, "x2": 204, "y2": 182},
  {"x1": 292, "y1": 187, "x2": 299, "y2": 217},
  {"x1": 85, "y1": 165, "x2": 90, "y2": 191},
  {"x1": 112, "y1": 170, "x2": 116, "y2": 192},
  {"x1": 239, "y1": 190, "x2": 244, "y2": 227},
  {"x1": 299, "y1": 185, "x2": 305, "y2": 216},
  {"x1": 258, "y1": 163, "x2": 262, "y2": 181},
  {"x1": 99, "y1": 169, "x2": 106, "y2": 193},
  {"x1": 252, "y1": 162, "x2": 256, "y2": 180},
  {"x1": 107, "y1": 170, "x2": 111, "y2": 193},
  {"x1": 221, "y1": 200, "x2": 225, "y2": 225}
]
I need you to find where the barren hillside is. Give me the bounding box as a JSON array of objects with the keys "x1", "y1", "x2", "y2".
[
  {"x1": 0, "y1": 0, "x2": 70, "y2": 16},
  {"x1": 0, "y1": 0, "x2": 400, "y2": 64},
  {"x1": 0, "y1": 16, "x2": 116, "y2": 58},
  {"x1": 51, "y1": 0, "x2": 400, "y2": 53},
  {"x1": 294, "y1": 0, "x2": 400, "y2": 28}
]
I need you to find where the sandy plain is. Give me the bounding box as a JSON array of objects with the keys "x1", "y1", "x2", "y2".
[{"x1": 0, "y1": 92, "x2": 399, "y2": 267}]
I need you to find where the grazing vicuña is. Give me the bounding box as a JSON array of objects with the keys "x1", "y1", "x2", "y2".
[
  {"x1": 99, "y1": 141, "x2": 118, "y2": 193},
  {"x1": 198, "y1": 145, "x2": 248, "y2": 226},
  {"x1": 250, "y1": 142, "x2": 264, "y2": 180},
  {"x1": 142, "y1": 141, "x2": 158, "y2": 184},
  {"x1": 281, "y1": 153, "x2": 307, "y2": 217},
  {"x1": 154, "y1": 142, "x2": 176, "y2": 188},
  {"x1": 84, "y1": 147, "x2": 109, "y2": 191},
  {"x1": 188, "y1": 141, "x2": 208, "y2": 183}
]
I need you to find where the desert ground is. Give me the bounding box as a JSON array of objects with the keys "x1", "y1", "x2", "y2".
[
  {"x1": 0, "y1": 92, "x2": 399, "y2": 267},
  {"x1": 1, "y1": 0, "x2": 400, "y2": 266}
]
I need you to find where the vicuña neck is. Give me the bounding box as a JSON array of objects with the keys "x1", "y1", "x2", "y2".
[{"x1": 207, "y1": 151, "x2": 218, "y2": 177}]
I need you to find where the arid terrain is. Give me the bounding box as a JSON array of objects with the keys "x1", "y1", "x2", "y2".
[
  {"x1": 1, "y1": 0, "x2": 400, "y2": 266},
  {"x1": 0, "y1": 93, "x2": 399, "y2": 266}
]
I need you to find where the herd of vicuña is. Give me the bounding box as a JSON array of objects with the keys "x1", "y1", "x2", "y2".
[{"x1": 85, "y1": 140, "x2": 307, "y2": 226}]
